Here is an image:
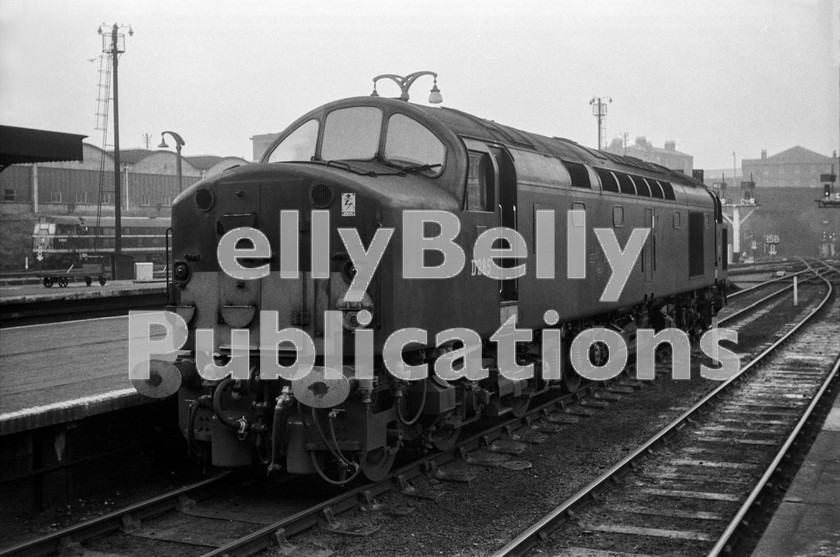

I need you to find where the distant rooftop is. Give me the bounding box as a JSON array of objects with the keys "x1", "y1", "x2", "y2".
[
  {"x1": 105, "y1": 149, "x2": 247, "y2": 167},
  {"x1": 743, "y1": 146, "x2": 833, "y2": 165}
]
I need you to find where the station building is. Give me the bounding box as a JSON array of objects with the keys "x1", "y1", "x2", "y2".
[
  {"x1": 0, "y1": 144, "x2": 248, "y2": 271},
  {"x1": 742, "y1": 146, "x2": 836, "y2": 189},
  {"x1": 0, "y1": 144, "x2": 248, "y2": 217}
]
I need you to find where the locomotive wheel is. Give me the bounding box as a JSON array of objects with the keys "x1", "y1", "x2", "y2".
[
  {"x1": 58, "y1": 277, "x2": 69, "y2": 288},
  {"x1": 84, "y1": 275, "x2": 92, "y2": 286},
  {"x1": 430, "y1": 426, "x2": 461, "y2": 451},
  {"x1": 43, "y1": 277, "x2": 53, "y2": 288},
  {"x1": 359, "y1": 447, "x2": 397, "y2": 482},
  {"x1": 98, "y1": 275, "x2": 107, "y2": 286}
]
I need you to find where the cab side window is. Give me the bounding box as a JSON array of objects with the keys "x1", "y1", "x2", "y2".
[{"x1": 466, "y1": 151, "x2": 494, "y2": 211}]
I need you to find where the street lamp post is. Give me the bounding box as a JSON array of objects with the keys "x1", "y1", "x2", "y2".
[
  {"x1": 98, "y1": 23, "x2": 132, "y2": 253},
  {"x1": 158, "y1": 131, "x2": 185, "y2": 193},
  {"x1": 370, "y1": 71, "x2": 443, "y2": 103}
]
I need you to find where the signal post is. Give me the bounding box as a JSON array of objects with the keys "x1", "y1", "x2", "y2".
[
  {"x1": 816, "y1": 167, "x2": 839, "y2": 258},
  {"x1": 816, "y1": 170, "x2": 839, "y2": 208},
  {"x1": 717, "y1": 179, "x2": 759, "y2": 263}
]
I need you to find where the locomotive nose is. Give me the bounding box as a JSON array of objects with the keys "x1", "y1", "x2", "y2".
[{"x1": 171, "y1": 170, "x2": 378, "y2": 373}]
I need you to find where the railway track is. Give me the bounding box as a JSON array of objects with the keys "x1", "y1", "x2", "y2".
[
  {"x1": 493, "y1": 267, "x2": 839, "y2": 557},
  {"x1": 719, "y1": 266, "x2": 824, "y2": 330},
  {"x1": 5, "y1": 266, "x2": 834, "y2": 556},
  {"x1": 0, "y1": 475, "x2": 228, "y2": 557},
  {"x1": 727, "y1": 265, "x2": 809, "y2": 301},
  {"x1": 0, "y1": 376, "x2": 630, "y2": 557},
  {"x1": 725, "y1": 259, "x2": 801, "y2": 276}
]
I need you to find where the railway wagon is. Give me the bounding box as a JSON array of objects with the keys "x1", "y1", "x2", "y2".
[{"x1": 137, "y1": 96, "x2": 727, "y2": 484}]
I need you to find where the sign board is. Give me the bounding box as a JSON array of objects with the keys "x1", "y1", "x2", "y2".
[
  {"x1": 341, "y1": 193, "x2": 356, "y2": 216},
  {"x1": 769, "y1": 244, "x2": 776, "y2": 255},
  {"x1": 751, "y1": 240, "x2": 757, "y2": 250},
  {"x1": 765, "y1": 234, "x2": 780, "y2": 244}
]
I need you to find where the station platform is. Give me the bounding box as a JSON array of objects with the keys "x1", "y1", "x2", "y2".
[
  {"x1": 0, "y1": 315, "x2": 165, "y2": 435},
  {"x1": 0, "y1": 314, "x2": 183, "y2": 511},
  {"x1": 751, "y1": 389, "x2": 840, "y2": 556},
  {"x1": 0, "y1": 279, "x2": 166, "y2": 305}
]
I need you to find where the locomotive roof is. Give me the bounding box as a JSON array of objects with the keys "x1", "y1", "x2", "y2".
[
  {"x1": 412, "y1": 102, "x2": 705, "y2": 189},
  {"x1": 266, "y1": 96, "x2": 712, "y2": 199}
]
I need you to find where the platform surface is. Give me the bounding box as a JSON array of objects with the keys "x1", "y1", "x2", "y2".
[
  {"x1": 0, "y1": 314, "x2": 170, "y2": 435},
  {"x1": 751, "y1": 391, "x2": 840, "y2": 556},
  {"x1": 0, "y1": 279, "x2": 165, "y2": 305}
]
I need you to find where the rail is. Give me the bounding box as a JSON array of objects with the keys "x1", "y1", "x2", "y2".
[
  {"x1": 7, "y1": 265, "x2": 834, "y2": 555},
  {"x1": 707, "y1": 355, "x2": 840, "y2": 556},
  {"x1": 0, "y1": 474, "x2": 229, "y2": 557},
  {"x1": 492, "y1": 267, "x2": 835, "y2": 557}
]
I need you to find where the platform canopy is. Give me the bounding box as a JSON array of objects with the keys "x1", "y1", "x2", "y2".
[{"x1": 0, "y1": 125, "x2": 86, "y2": 171}]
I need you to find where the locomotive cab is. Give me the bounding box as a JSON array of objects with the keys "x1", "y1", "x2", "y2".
[{"x1": 166, "y1": 98, "x2": 505, "y2": 480}]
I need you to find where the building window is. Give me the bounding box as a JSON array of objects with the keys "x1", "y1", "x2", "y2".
[
  {"x1": 50, "y1": 190, "x2": 62, "y2": 203},
  {"x1": 140, "y1": 193, "x2": 151, "y2": 206},
  {"x1": 3, "y1": 189, "x2": 15, "y2": 202},
  {"x1": 102, "y1": 193, "x2": 113, "y2": 205},
  {"x1": 75, "y1": 191, "x2": 88, "y2": 204}
]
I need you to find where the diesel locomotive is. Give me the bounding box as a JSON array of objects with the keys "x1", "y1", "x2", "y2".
[
  {"x1": 136, "y1": 95, "x2": 728, "y2": 484},
  {"x1": 32, "y1": 215, "x2": 169, "y2": 267}
]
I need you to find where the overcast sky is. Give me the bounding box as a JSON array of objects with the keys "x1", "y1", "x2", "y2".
[{"x1": 1, "y1": 0, "x2": 838, "y2": 170}]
